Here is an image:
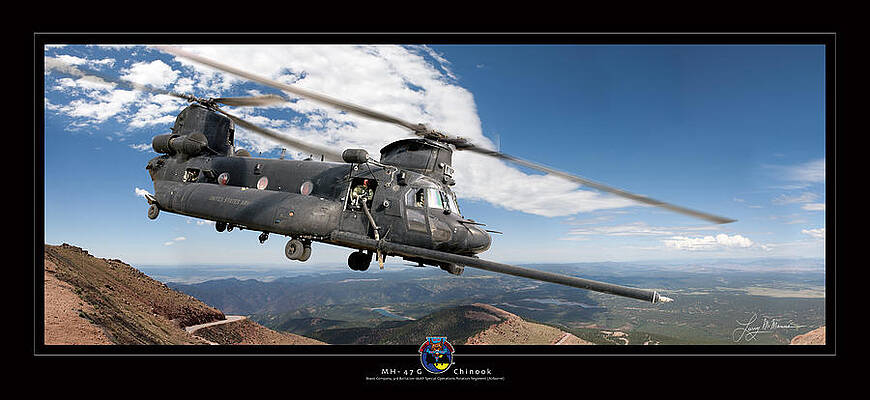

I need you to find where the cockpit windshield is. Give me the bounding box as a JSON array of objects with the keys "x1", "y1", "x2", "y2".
[
  {"x1": 408, "y1": 187, "x2": 461, "y2": 216},
  {"x1": 445, "y1": 192, "x2": 461, "y2": 216},
  {"x1": 424, "y1": 188, "x2": 461, "y2": 215},
  {"x1": 425, "y1": 188, "x2": 444, "y2": 210}
]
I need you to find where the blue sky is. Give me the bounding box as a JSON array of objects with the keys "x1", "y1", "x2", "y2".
[{"x1": 42, "y1": 44, "x2": 826, "y2": 266}]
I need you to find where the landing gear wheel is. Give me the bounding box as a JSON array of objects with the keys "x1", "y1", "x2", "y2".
[
  {"x1": 227, "y1": 224, "x2": 235, "y2": 232},
  {"x1": 348, "y1": 251, "x2": 371, "y2": 271},
  {"x1": 215, "y1": 221, "x2": 226, "y2": 232},
  {"x1": 298, "y1": 246, "x2": 312, "y2": 262},
  {"x1": 258, "y1": 232, "x2": 269, "y2": 244},
  {"x1": 285, "y1": 239, "x2": 304, "y2": 260},
  {"x1": 147, "y1": 204, "x2": 159, "y2": 220}
]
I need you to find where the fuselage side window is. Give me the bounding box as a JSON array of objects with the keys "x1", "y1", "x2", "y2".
[{"x1": 406, "y1": 188, "x2": 425, "y2": 208}]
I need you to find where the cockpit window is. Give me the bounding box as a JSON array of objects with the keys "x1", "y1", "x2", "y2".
[
  {"x1": 445, "y1": 192, "x2": 461, "y2": 216},
  {"x1": 426, "y1": 188, "x2": 444, "y2": 210},
  {"x1": 406, "y1": 187, "x2": 460, "y2": 215}
]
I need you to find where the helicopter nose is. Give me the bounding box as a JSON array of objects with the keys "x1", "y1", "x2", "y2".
[{"x1": 466, "y1": 226, "x2": 492, "y2": 254}]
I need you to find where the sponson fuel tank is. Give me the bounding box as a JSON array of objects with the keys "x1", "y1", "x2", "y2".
[{"x1": 154, "y1": 180, "x2": 342, "y2": 237}]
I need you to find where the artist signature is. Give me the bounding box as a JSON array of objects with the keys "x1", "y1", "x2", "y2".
[{"x1": 732, "y1": 312, "x2": 804, "y2": 342}]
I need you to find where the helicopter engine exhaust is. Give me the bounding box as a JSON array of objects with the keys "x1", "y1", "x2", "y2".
[{"x1": 152, "y1": 133, "x2": 209, "y2": 156}]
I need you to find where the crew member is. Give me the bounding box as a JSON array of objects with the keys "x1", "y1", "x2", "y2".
[{"x1": 351, "y1": 179, "x2": 374, "y2": 209}]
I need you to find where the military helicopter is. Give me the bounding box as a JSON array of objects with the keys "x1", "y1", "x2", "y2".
[{"x1": 46, "y1": 46, "x2": 736, "y2": 304}]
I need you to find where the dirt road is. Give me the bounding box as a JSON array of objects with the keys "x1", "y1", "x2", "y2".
[{"x1": 185, "y1": 315, "x2": 245, "y2": 344}]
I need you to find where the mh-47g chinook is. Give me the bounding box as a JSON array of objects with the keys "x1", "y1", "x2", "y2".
[{"x1": 47, "y1": 46, "x2": 737, "y2": 304}]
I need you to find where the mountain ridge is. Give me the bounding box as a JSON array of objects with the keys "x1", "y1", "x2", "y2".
[
  {"x1": 308, "y1": 302, "x2": 592, "y2": 345},
  {"x1": 43, "y1": 243, "x2": 323, "y2": 345}
]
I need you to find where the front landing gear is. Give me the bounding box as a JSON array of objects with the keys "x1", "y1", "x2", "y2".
[
  {"x1": 285, "y1": 239, "x2": 312, "y2": 262},
  {"x1": 147, "y1": 204, "x2": 159, "y2": 220}
]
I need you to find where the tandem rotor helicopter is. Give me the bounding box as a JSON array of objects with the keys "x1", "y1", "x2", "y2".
[{"x1": 46, "y1": 46, "x2": 737, "y2": 304}]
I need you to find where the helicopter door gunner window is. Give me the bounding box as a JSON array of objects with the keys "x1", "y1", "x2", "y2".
[
  {"x1": 183, "y1": 168, "x2": 200, "y2": 182},
  {"x1": 348, "y1": 178, "x2": 376, "y2": 211}
]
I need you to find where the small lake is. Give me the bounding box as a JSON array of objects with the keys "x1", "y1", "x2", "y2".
[{"x1": 523, "y1": 298, "x2": 605, "y2": 309}]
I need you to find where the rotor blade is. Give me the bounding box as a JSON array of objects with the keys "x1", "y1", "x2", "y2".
[
  {"x1": 46, "y1": 57, "x2": 290, "y2": 109},
  {"x1": 213, "y1": 94, "x2": 288, "y2": 107},
  {"x1": 149, "y1": 48, "x2": 735, "y2": 224},
  {"x1": 155, "y1": 46, "x2": 427, "y2": 133},
  {"x1": 215, "y1": 108, "x2": 344, "y2": 163},
  {"x1": 45, "y1": 56, "x2": 193, "y2": 102},
  {"x1": 462, "y1": 144, "x2": 736, "y2": 224}
]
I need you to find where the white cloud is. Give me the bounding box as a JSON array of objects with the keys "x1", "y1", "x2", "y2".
[
  {"x1": 766, "y1": 158, "x2": 825, "y2": 189},
  {"x1": 54, "y1": 54, "x2": 115, "y2": 68},
  {"x1": 129, "y1": 143, "x2": 152, "y2": 152},
  {"x1": 801, "y1": 228, "x2": 825, "y2": 239},
  {"x1": 772, "y1": 192, "x2": 818, "y2": 205},
  {"x1": 564, "y1": 222, "x2": 676, "y2": 237},
  {"x1": 185, "y1": 217, "x2": 214, "y2": 226},
  {"x1": 163, "y1": 236, "x2": 186, "y2": 246},
  {"x1": 173, "y1": 77, "x2": 195, "y2": 94},
  {"x1": 128, "y1": 94, "x2": 184, "y2": 128},
  {"x1": 121, "y1": 60, "x2": 179, "y2": 89},
  {"x1": 663, "y1": 233, "x2": 755, "y2": 251},
  {"x1": 785, "y1": 158, "x2": 825, "y2": 183},
  {"x1": 48, "y1": 88, "x2": 139, "y2": 124},
  {"x1": 802, "y1": 203, "x2": 825, "y2": 211}
]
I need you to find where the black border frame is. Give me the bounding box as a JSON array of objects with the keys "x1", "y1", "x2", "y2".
[{"x1": 33, "y1": 31, "x2": 838, "y2": 381}]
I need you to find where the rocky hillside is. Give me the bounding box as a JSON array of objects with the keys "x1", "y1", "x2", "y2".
[
  {"x1": 310, "y1": 303, "x2": 591, "y2": 345},
  {"x1": 790, "y1": 326, "x2": 826, "y2": 345},
  {"x1": 43, "y1": 243, "x2": 321, "y2": 345},
  {"x1": 194, "y1": 318, "x2": 325, "y2": 345},
  {"x1": 464, "y1": 303, "x2": 592, "y2": 345}
]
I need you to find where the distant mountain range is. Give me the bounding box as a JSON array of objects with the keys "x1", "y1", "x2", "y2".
[{"x1": 138, "y1": 257, "x2": 825, "y2": 284}]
